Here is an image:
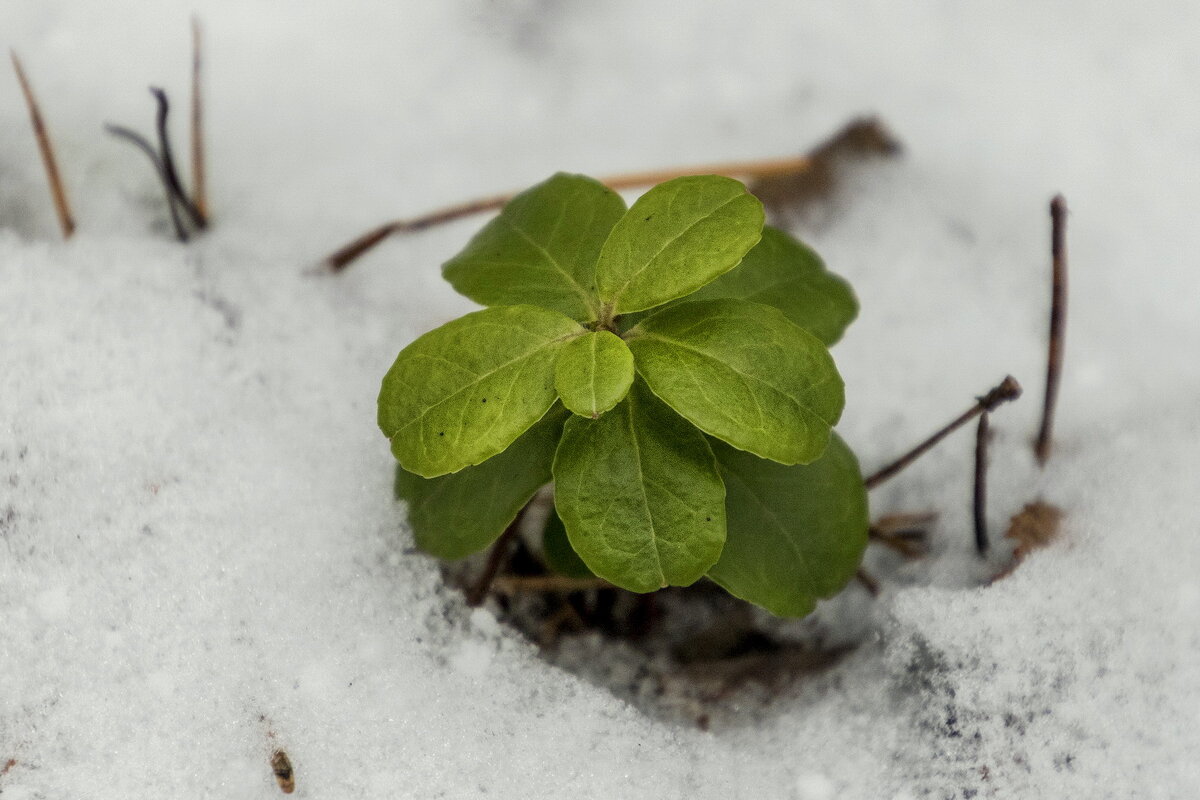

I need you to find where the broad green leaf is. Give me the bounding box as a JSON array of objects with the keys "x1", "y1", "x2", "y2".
[
  {"x1": 707, "y1": 434, "x2": 868, "y2": 618},
  {"x1": 541, "y1": 510, "x2": 595, "y2": 579},
  {"x1": 442, "y1": 173, "x2": 625, "y2": 321},
  {"x1": 594, "y1": 175, "x2": 764, "y2": 315},
  {"x1": 626, "y1": 298, "x2": 844, "y2": 465},
  {"x1": 554, "y1": 331, "x2": 635, "y2": 419},
  {"x1": 379, "y1": 305, "x2": 585, "y2": 477},
  {"x1": 395, "y1": 407, "x2": 567, "y2": 560},
  {"x1": 552, "y1": 381, "x2": 726, "y2": 593},
  {"x1": 685, "y1": 226, "x2": 859, "y2": 345}
]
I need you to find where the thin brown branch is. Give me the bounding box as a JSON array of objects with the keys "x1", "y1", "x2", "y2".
[
  {"x1": 1035, "y1": 195, "x2": 1068, "y2": 465},
  {"x1": 492, "y1": 575, "x2": 613, "y2": 595},
  {"x1": 973, "y1": 411, "x2": 991, "y2": 555},
  {"x1": 869, "y1": 511, "x2": 935, "y2": 558},
  {"x1": 750, "y1": 116, "x2": 902, "y2": 220},
  {"x1": 325, "y1": 193, "x2": 511, "y2": 270},
  {"x1": 863, "y1": 375, "x2": 1022, "y2": 491},
  {"x1": 10, "y1": 51, "x2": 75, "y2": 239},
  {"x1": 601, "y1": 153, "x2": 812, "y2": 193},
  {"x1": 190, "y1": 17, "x2": 209, "y2": 223},
  {"x1": 855, "y1": 567, "x2": 881, "y2": 597},
  {"x1": 322, "y1": 117, "x2": 898, "y2": 271},
  {"x1": 464, "y1": 512, "x2": 524, "y2": 606}
]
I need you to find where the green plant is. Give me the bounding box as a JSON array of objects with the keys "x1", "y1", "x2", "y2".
[{"x1": 380, "y1": 173, "x2": 868, "y2": 617}]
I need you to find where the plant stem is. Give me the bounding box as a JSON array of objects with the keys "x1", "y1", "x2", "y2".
[
  {"x1": 491, "y1": 575, "x2": 613, "y2": 594},
  {"x1": 150, "y1": 87, "x2": 206, "y2": 230},
  {"x1": 190, "y1": 17, "x2": 209, "y2": 223},
  {"x1": 106, "y1": 89, "x2": 207, "y2": 241},
  {"x1": 324, "y1": 193, "x2": 513, "y2": 270},
  {"x1": 863, "y1": 375, "x2": 1022, "y2": 491},
  {"x1": 10, "y1": 51, "x2": 75, "y2": 239},
  {"x1": 1035, "y1": 195, "x2": 1068, "y2": 465},
  {"x1": 464, "y1": 512, "x2": 523, "y2": 606},
  {"x1": 855, "y1": 568, "x2": 881, "y2": 597},
  {"x1": 973, "y1": 411, "x2": 990, "y2": 555},
  {"x1": 321, "y1": 119, "x2": 896, "y2": 271},
  {"x1": 105, "y1": 122, "x2": 190, "y2": 241}
]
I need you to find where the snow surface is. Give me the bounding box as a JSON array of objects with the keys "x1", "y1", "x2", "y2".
[{"x1": 3, "y1": 1, "x2": 1199, "y2": 797}]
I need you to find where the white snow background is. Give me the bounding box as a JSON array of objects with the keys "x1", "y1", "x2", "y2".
[{"x1": 3, "y1": 2, "x2": 1199, "y2": 798}]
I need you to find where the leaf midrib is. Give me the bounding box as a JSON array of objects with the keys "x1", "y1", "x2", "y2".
[
  {"x1": 605, "y1": 192, "x2": 744, "y2": 309},
  {"x1": 635, "y1": 330, "x2": 837, "y2": 424},
  {"x1": 391, "y1": 331, "x2": 577, "y2": 440},
  {"x1": 499, "y1": 216, "x2": 599, "y2": 319},
  {"x1": 625, "y1": 396, "x2": 668, "y2": 588}
]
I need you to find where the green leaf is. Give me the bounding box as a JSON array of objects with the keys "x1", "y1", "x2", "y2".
[
  {"x1": 442, "y1": 173, "x2": 625, "y2": 321},
  {"x1": 552, "y1": 380, "x2": 726, "y2": 593},
  {"x1": 685, "y1": 226, "x2": 859, "y2": 345},
  {"x1": 707, "y1": 434, "x2": 868, "y2": 618},
  {"x1": 541, "y1": 510, "x2": 595, "y2": 579},
  {"x1": 554, "y1": 330, "x2": 635, "y2": 419},
  {"x1": 594, "y1": 175, "x2": 764, "y2": 315},
  {"x1": 379, "y1": 305, "x2": 585, "y2": 477},
  {"x1": 395, "y1": 407, "x2": 567, "y2": 560},
  {"x1": 626, "y1": 298, "x2": 844, "y2": 465}
]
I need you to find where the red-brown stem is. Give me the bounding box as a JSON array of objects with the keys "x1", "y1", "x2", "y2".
[
  {"x1": 1035, "y1": 195, "x2": 1068, "y2": 465},
  {"x1": 863, "y1": 376, "x2": 1022, "y2": 491},
  {"x1": 10, "y1": 51, "x2": 75, "y2": 239},
  {"x1": 190, "y1": 17, "x2": 209, "y2": 223},
  {"x1": 323, "y1": 157, "x2": 814, "y2": 271},
  {"x1": 325, "y1": 193, "x2": 511, "y2": 270},
  {"x1": 855, "y1": 568, "x2": 881, "y2": 597},
  {"x1": 973, "y1": 411, "x2": 990, "y2": 555},
  {"x1": 465, "y1": 511, "x2": 524, "y2": 606}
]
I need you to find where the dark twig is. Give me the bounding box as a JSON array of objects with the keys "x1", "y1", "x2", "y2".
[
  {"x1": 855, "y1": 568, "x2": 881, "y2": 597},
  {"x1": 11, "y1": 51, "x2": 75, "y2": 238},
  {"x1": 190, "y1": 17, "x2": 208, "y2": 223},
  {"x1": 325, "y1": 193, "x2": 512, "y2": 270},
  {"x1": 106, "y1": 88, "x2": 207, "y2": 241},
  {"x1": 150, "y1": 88, "x2": 206, "y2": 229},
  {"x1": 863, "y1": 376, "x2": 1023, "y2": 491},
  {"x1": 1035, "y1": 195, "x2": 1068, "y2": 465},
  {"x1": 465, "y1": 511, "x2": 524, "y2": 606},
  {"x1": 104, "y1": 123, "x2": 189, "y2": 241},
  {"x1": 973, "y1": 411, "x2": 991, "y2": 555},
  {"x1": 322, "y1": 117, "x2": 900, "y2": 271}
]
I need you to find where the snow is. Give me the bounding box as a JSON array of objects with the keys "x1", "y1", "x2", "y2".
[{"x1": 3, "y1": 1, "x2": 1199, "y2": 798}]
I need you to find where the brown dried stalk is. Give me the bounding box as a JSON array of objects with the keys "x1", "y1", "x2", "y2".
[
  {"x1": 863, "y1": 376, "x2": 1022, "y2": 491},
  {"x1": 1035, "y1": 195, "x2": 1068, "y2": 465},
  {"x1": 190, "y1": 17, "x2": 209, "y2": 223},
  {"x1": 464, "y1": 514, "x2": 523, "y2": 606},
  {"x1": 10, "y1": 51, "x2": 75, "y2": 238},
  {"x1": 973, "y1": 410, "x2": 991, "y2": 555},
  {"x1": 322, "y1": 116, "x2": 901, "y2": 271},
  {"x1": 492, "y1": 575, "x2": 613, "y2": 595}
]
